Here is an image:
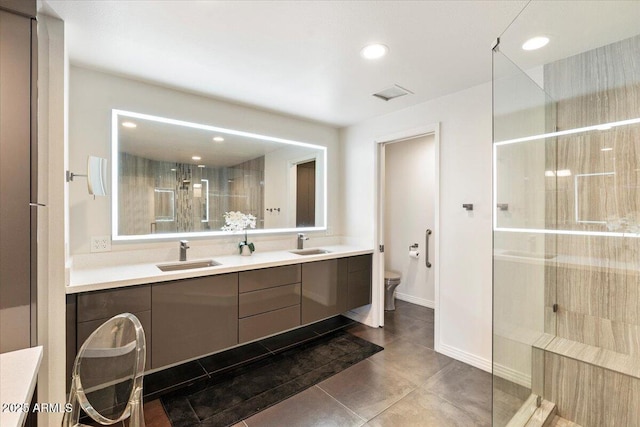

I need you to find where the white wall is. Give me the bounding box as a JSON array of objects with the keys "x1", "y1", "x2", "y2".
[
  {"x1": 263, "y1": 145, "x2": 325, "y2": 229},
  {"x1": 384, "y1": 135, "x2": 435, "y2": 307},
  {"x1": 37, "y1": 14, "x2": 68, "y2": 425},
  {"x1": 341, "y1": 82, "x2": 493, "y2": 371},
  {"x1": 68, "y1": 66, "x2": 340, "y2": 255}
]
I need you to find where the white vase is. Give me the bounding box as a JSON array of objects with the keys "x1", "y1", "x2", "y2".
[{"x1": 241, "y1": 244, "x2": 252, "y2": 256}]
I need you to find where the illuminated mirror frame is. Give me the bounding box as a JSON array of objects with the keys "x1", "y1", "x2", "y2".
[{"x1": 111, "y1": 109, "x2": 328, "y2": 241}]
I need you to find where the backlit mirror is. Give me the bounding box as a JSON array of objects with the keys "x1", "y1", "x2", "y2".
[{"x1": 112, "y1": 110, "x2": 326, "y2": 240}]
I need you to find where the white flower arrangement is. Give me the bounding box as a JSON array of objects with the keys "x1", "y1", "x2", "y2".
[
  {"x1": 221, "y1": 211, "x2": 257, "y2": 253},
  {"x1": 221, "y1": 211, "x2": 257, "y2": 232}
]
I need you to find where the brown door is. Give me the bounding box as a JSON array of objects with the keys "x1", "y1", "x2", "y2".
[
  {"x1": 0, "y1": 8, "x2": 35, "y2": 352},
  {"x1": 296, "y1": 161, "x2": 316, "y2": 227}
]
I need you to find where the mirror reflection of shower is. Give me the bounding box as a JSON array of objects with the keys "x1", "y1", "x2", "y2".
[{"x1": 112, "y1": 110, "x2": 327, "y2": 239}]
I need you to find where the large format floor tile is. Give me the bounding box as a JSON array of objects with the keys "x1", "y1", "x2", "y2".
[
  {"x1": 244, "y1": 385, "x2": 365, "y2": 427},
  {"x1": 368, "y1": 337, "x2": 454, "y2": 385},
  {"x1": 394, "y1": 299, "x2": 436, "y2": 323},
  {"x1": 317, "y1": 358, "x2": 417, "y2": 421},
  {"x1": 381, "y1": 312, "x2": 431, "y2": 338},
  {"x1": 365, "y1": 387, "x2": 488, "y2": 427},
  {"x1": 422, "y1": 360, "x2": 493, "y2": 424}
]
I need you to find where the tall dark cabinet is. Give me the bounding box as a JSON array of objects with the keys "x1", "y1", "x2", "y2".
[{"x1": 0, "y1": 0, "x2": 38, "y2": 353}]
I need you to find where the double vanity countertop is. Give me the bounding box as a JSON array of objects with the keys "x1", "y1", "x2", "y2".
[{"x1": 68, "y1": 245, "x2": 374, "y2": 294}]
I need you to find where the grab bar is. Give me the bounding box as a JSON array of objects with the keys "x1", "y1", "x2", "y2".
[{"x1": 425, "y1": 229, "x2": 432, "y2": 268}]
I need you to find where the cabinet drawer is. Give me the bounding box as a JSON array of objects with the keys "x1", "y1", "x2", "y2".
[
  {"x1": 239, "y1": 283, "x2": 301, "y2": 318},
  {"x1": 77, "y1": 310, "x2": 152, "y2": 371},
  {"x1": 239, "y1": 305, "x2": 300, "y2": 343},
  {"x1": 77, "y1": 285, "x2": 151, "y2": 322},
  {"x1": 239, "y1": 264, "x2": 301, "y2": 293}
]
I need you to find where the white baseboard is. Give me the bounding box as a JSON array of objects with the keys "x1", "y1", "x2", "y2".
[
  {"x1": 438, "y1": 342, "x2": 492, "y2": 373},
  {"x1": 493, "y1": 363, "x2": 532, "y2": 389},
  {"x1": 395, "y1": 292, "x2": 434, "y2": 309}
]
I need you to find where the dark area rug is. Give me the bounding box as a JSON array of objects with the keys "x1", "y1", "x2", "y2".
[{"x1": 161, "y1": 331, "x2": 383, "y2": 427}]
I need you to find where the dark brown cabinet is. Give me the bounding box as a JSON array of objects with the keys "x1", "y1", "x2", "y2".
[
  {"x1": 301, "y1": 259, "x2": 348, "y2": 324},
  {"x1": 238, "y1": 265, "x2": 301, "y2": 343},
  {"x1": 152, "y1": 273, "x2": 238, "y2": 368},
  {"x1": 68, "y1": 253, "x2": 372, "y2": 375},
  {"x1": 72, "y1": 285, "x2": 152, "y2": 372},
  {"x1": 0, "y1": 2, "x2": 37, "y2": 354},
  {"x1": 347, "y1": 255, "x2": 372, "y2": 310}
]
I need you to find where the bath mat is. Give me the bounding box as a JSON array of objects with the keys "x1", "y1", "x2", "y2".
[{"x1": 161, "y1": 331, "x2": 383, "y2": 427}]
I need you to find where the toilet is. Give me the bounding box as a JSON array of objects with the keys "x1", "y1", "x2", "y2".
[{"x1": 384, "y1": 271, "x2": 402, "y2": 311}]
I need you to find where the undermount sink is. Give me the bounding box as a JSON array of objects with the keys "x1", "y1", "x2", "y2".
[
  {"x1": 157, "y1": 259, "x2": 221, "y2": 272},
  {"x1": 289, "y1": 248, "x2": 332, "y2": 256}
]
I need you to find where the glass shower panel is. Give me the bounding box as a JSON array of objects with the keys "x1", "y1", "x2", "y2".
[
  {"x1": 492, "y1": 48, "x2": 556, "y2": 426},
  {"x1": 494, "y1": 1, "x2": 640, "y2": 426}
]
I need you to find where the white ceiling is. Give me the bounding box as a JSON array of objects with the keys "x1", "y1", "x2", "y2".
[
  {"x1": 40, "y1": 0, "x2": 531, "y2": 127},
  {"x1": 43, "y1": 0, "x2": 640, "y2": 130}
]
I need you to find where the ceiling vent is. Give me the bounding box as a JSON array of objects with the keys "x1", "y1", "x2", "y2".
[{"x1": 372, "y1": 84, "x2": 414, "y2": 101}]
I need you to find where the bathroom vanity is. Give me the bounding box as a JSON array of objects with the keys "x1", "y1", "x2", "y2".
[{"x1": 66, "y1": 247, "x2": 372, "y2": 378}]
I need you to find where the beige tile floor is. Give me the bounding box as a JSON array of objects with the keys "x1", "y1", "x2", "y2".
[{"x1": 145, "y1": 300, "x2": 493, "y2": 427}]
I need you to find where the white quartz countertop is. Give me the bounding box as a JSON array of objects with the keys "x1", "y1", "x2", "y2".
[
  {"x1": 0, "y1": 346, "x2": 43, "y2": 427},
  {"x1": 68, "y1": 245, "x2": 374, "y2": 294}
]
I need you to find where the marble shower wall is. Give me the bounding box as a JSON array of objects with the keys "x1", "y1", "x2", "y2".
[
  {"x1": 543, "y1": 34, "x2": 640, "y2": 352},
  {"x1": 536, "y1": 33, "x2": 640, "y2": 426},
  {"x1": 118, "y1": 152, "x2": 264, "y2": 236}
]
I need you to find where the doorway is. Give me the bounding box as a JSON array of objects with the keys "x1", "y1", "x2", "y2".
[
  {"x1": 375, "y1": 124, "x2": 440, "y2": 350},
  {"x1": 296, "y1": 160, "x2": 316, "y2": 227}
]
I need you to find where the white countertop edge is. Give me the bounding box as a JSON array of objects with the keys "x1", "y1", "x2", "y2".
[
  {"x1": 0, "y1": 346, "x2": 43, "y2": 427},
  {"x1": 67, "y1": 246, "x2": 374, "y2": 294}
]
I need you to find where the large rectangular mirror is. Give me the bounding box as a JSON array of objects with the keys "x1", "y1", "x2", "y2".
[{"x1": 112, "y1": 110, "x2": 326, "y2": 240}]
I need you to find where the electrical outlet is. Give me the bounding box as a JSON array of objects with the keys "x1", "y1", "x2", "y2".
[{"x1": 91, "y1": 235, "x2": 111, "y2": 253}]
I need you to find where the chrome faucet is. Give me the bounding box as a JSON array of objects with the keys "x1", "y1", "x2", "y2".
[
  {"x1": 179, "y1": 240, "x2": 190, "y2": 261},
  {"x1": 297, "y1": 233, "x2": 309, "y2": 249}
]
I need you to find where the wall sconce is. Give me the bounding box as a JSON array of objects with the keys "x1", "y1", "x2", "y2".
[{"x1": 66, "y1": 156, "x2": 108, "y2": 196}]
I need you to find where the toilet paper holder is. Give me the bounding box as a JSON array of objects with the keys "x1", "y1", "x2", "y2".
[{"x1": 409, "y1": 243, "x2": 419, "y2": 251}]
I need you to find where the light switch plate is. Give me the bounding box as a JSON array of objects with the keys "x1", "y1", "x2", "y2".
[{"x1": 90, "y1": 235, "x2": 111, "y2": 252}]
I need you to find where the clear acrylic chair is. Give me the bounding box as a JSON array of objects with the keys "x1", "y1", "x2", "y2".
[{"x1": 62, "y1": 313, "x2": 146, "y2": 426}]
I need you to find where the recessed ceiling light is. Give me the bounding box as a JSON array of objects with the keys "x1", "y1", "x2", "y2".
[
  {"x1": 122, "y1": 121, "x2": 137, "y2": 128},
  {"x1": 197, "y1": 164, "x2": 205, "y2": 168},
  {"x1": 361, "y1": 43, "x2": 388, "y2": 59},
  {"x1": 522, "y1": 36, "x2": 549, "y2": 51},
  {"x1": 192, "y1": 155, "x2": 201, "y2": 161},
  {"x1": 213, "y1": 136, "x2": 225, "y2": 142}
]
